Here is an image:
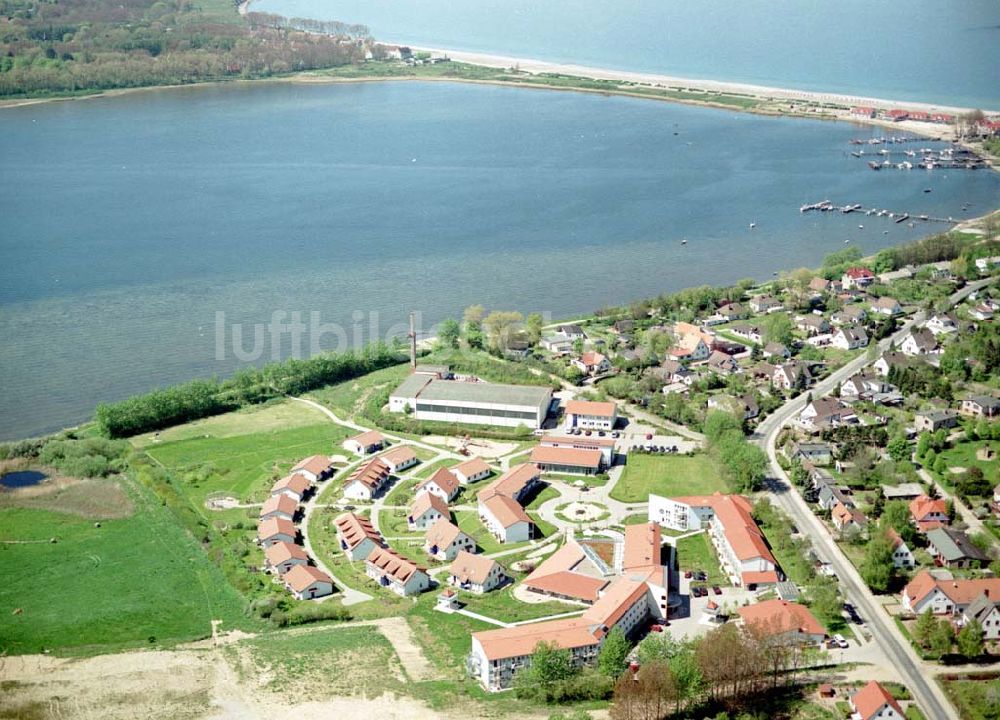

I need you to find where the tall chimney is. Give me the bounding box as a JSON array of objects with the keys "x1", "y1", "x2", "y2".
[{"x1": 409, "y1": 312, "x2": 417, "y2": 369}]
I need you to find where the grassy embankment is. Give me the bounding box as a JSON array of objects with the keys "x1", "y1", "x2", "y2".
[{"x1": 608, "y1": 452, "x2": 727, "y2": 503}]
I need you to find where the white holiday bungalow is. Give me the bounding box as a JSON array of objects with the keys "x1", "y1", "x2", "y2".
[
  {"x1": 283, "y1": 564, "x2": 334, "y2": 600},
  {"x1": 342, "y1": 430, "x2": 386, "y2": 456},
  {"x1": 416, "y1": 467, "x2": 461, "y2": 502},
  {"x1": 452, "y1": 457, "x2": 492, "y2": 485},
  {"x1": 334, "y1": 512, "x2": 384, "y2": 561},
  {"x1": 366, "y1": 546, "x2": 431, "y2": 596},
  {"x1": 448, "y1": 551, "x2": 509, "y2": 594},
  {"x1": 259, "y1": 493, "x2": 298, "y2": 523},
  {"x1": 270, "y1": 473, "x2": 312, "y2": 503},
  {"x1": 831, "y1": 325, "x2": 869, "y2": 350},
  {"x1": 378, "y1": 444, "x2": 419, "y2": 474},
  {"x1": 424, "y1": 518, "x2": 476, "y2": 561},
  {"x1": 257, "y1": 517, "x2": 297, "y2": 547},
  {"x1": 290, "y1": 455, "x2": 336, "y2": 483},
  {"x1": 850, "y1": 681, "x2": 905, "y2": 720},
  {"x1": 476, "y1": 464, "x2": 541, "y2": 544},
  {"x1": 408, "y1": 491, "x2": 450, "y2": 531},
  {"x1": 264, "y1": 541, "x2": 309, "y2": 575},
  {"x1": 342, "y1": 457, "x2": 392, "y2": 501}
]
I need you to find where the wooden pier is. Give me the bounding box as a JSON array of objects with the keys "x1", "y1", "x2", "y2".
[{"x1": 800, "y1": 202, "x2": 957, "y2": 225}]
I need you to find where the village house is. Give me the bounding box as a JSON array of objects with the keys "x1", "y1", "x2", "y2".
[
  {"x1": 264, "y1": 541, "x2": 309, "y2": 575},
  {"x1": 730, "y1": 323, "x2": 763, "y2": 344},
  {"x1": 706, "y1": 350, "x2": 740, "y2": 375},
  {"x1": 366, "y1": 546, "x2": 430, "y2": 596},
  {"x1": 612, "y1": 319, "x2": 635, "y2": 335},
  {"x1": 452, "y1": 457, "x2": 492, "y2": 485},
  {"x1": 798, "y1": 397, "x2": 858, "y2": 432},
  {"x1": 926, "y1": 312, "x2": 959, "y2": 336},
  {"x1": 926, "y1": 528, "x2": 989, "y2": 569},
  {"x1": 659, "y1": 359, "x2": 695, "y2": 389},
  {"x1": 870, "y1": 296, "x2": 902, "y2": 316},
  {"x1": 342, "y1": 457, "x2": 392, "y2": 501},
  {"x1": 377, "y1": 444, "x2": 419, "y2": 474},
  {"x1": 961, "y1": 395, "x2": 1000, "y2": 418},
  {"x1": 850, "y1": 681, "x2": 905, "y2": 720},
  {"x1": 572, "y1": 351, "x2": 612, "y2": 376},
  {"x1": 883, "y1": 483, "x2": 925, "y2": 502},
  {"x1": 259, "y1": 493, "x2": 298, "y2": 523},
  {"x1": 831, "y1": 502, "x2": 868, "y2": 535},
  {"x1": 667, "y1": 333, "x2": 711, "y2": 363},
  {"x1": 342, "y1": 430, "x2": 386, "y2": 456},
  {"x1": 900, "y1": 328, "x2": 938, "y2": 357},
  {"x1": 477, "y1": 464, "x2": 541, "y2": 543},
  {"x1": 556, "y1": 324, "x2": 586, "y2": 340},
  {"x1": 424, "y1": 518, "x2": 476, "y2": 561},
  {"x1": 408, "y1": 491, "x2": 450, "y2": 531},
  {"x1": 887, "y1": 528, "x2": 916, "y2": 569},
  {"x1": 872, "y1": 351, "x2": 920, "y2": 377},
  {"x1": 749, "y1": 295, "x2": 783, "y2": 314},
  {"x1": 914, "y1": 409, "x2": 960, "y2": 433},
  {"x1": 416, "y1": 467, "x2": 462, "y2": 502},
  {"x1": 335, "y1": 512, "x2": 385, "y2": 561},
  {"x1": 792, "y1": 441, "x2": 833, "y2": 466},
  {"x1": 505, "y1": 339, "x2": 533, "y2": 360},
  {"x1": 540, "y1": 332, "x2": 574, "y2": 354},
  {"x1": 564, "y1": 399, "x2": 618, "y2": 431},
  {"x1": 283, "y1": 564, "x2": 334, "y2": 600},
  {"x1": 648, "y1": 493, "x2": 780, "y2": 587},
  {"x1": 763, "y1": 341, "x2": 790, "y2": 359},
  {"x1": 448, "y1": 551, "x2": 509, "y2": 594},
  {"x1": 818, "y1": 484, "x2": 854, "y2": 511},
  {"x1": 831, "y1": 304, "x2": 868, "y2": 326},
  {"x1": 270, "y1": 473, "x2": 312, "y2": 503},
  {"x1": 970, "y1": 304, "x2": 995, "y2": 321},
  {"x1": 809, "y1": 276, "x2": 834, "y2": 294},
  {"x1": 850, "y1": 106, "x2": 876, "y2": 119},
  {"x1": 842, "y1": 267, "x2": 875, "y2": 290},
  {"x1": 796, "y1": 314, "x2": 830, "y2": 336},
  {"x1": 257, "y1": 517, "x2": 297, "y2": 547},
  {"x1": 840, "y1": 373, "x2": 900, "y2": 405},
  {"x1": 909, "y1": 495, "x2": 950, "y2": 533},
  {"x1": 291, "y1": 455, "x2": 336, "y2": 483},
  {"x1": 960, "y1": 594, "x2": 1000, "y2": 641},
  {"x1": 902, "y1": 570, "x2": 1000, "y2": 615},
  {"x1": 831, "y1": 325, "x2": 869, "y2": 351},
  {"x1": 736, "y1": 599, "x2": 826, "y2": 645},
  {"x1": 975, "y1": 256, "x2": 1000, "y2": 273},
  {"x1": 772, "y1": 362, "x2": 813, "y2": 391},
  {"x1": 718, "y1": 301, "x2": 746, "y2": 320}
]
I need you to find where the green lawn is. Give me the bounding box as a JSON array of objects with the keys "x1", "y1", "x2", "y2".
[
  {"x1": 144, "y1": 421, "x2": 352, "y2": 512},
  {"x1": 610, "y1": 453, "x2": 727, "y2": 503},
  {"x1": 378, "y1": 506, "x2": 426, "y2": 537},
  {"x1": 383, "y1": 477, "x2": 418, "y2": 507},
  {"x1": 232, "y1": 625, "x2": 406, "y2": 696},
  {"x1": 459, "y1": 586, "x2": 582, "y2": 624},
  {"x1": 414, "y1": 457, "x2": 461, "y2": 479},
  {"x1": 941, "y1": 676, "x2": 1000, "y2": 720},
  {"x1": 0, "y1": 478, "x2": 253, "y2": 656},
  {"x1": 675, "y1": 532, "x2": 729, "y2": 586},
  {"x1": 307, "y1": 362, "x2": 412, "y2": 418},
  {"x1": 936, "y1": 440, "x2": 998, "y2": 490}
]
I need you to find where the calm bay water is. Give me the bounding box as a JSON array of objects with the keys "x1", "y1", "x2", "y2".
[
  {"x1": 2, "y1": 80, "x2": 999, "y2": 439},
  {"x1": 254, "y1": 0, "x2": 1000, "y2": 109}
]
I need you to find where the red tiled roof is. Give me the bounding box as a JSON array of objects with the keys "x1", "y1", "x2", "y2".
[
  {"x1": 453, "y1": 457, "x2": 491, "y2": 478},
  {"x1": 334, "y1": 512, "x2": 383, "y2": 550},
  {"x1": 737, "y1": 599, "x2": 824, "y2": 637},
  {"x1": 264, "y1": 541, "x2": 308, "y2": 568},
  {"x1": 366, "y1": 546, "x2": 426, "y2": 584},
  {"x1": 565, "y1": 399, "x2": 617, "y2": 418},
  {"x1": 425, "y1": 518, "x2": 465, "y2": 549},
  {"x1": 261, "y1": 493, "x2": 298, "y2": 517},
  {"x1": 524, "y1": 571, "x2": 609, "y2": 602},
  {"x1": 284, "y1": 564, "x2": 332, "y2": 593},
  {"x1": 852, "y1": 681, "x2": 903, "y2": 720},
  {"x1": 417, "y1": 467, "x2": 461, "y2": 497},
  {"x1": 622, "y1": 523, "x2": 661, "y2": 571},
  {"x1": 292, "y1": 455, "x2": 334, "y2": 476},
  {"x1": 530, "y1": 445, "x2": 603, "y2": 469},
  {"x1": 345, "y1": 457, "x2": 391, "y2": 491},
  {"x1": 258, "y1": 516, "x2": 296, "y2": 541},
  {"x1": 410, "y1": 491, "x2": 449, "y2": 520},
  {"x1": 348, "y1": 430, "x2": 385, "y2": 448},
  {"x1": 449, "y1": 550, "x2": 501, "y2": 586},
  {"x1": 271, "y1": 473, "x2": 311, "y2": 496}
]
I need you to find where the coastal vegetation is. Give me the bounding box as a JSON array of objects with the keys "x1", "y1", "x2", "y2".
[{"x1": 0, "y1": 0, "x2": 369, "y2": 97}]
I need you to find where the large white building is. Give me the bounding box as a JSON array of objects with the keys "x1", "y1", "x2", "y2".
[
  {"x1": 648, "y1": 492, "x2": 780, "y2": 587},
  {"x1": 389, "y1": 374, "x2": 553, "y2": 429},
  {"x1": 563, "y1": 399, "x2": 618, "y2": 431}
]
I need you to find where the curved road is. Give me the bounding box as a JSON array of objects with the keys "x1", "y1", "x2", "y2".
[{"x1": 752, "y1": 277, "x2": 994, "y2": 720}]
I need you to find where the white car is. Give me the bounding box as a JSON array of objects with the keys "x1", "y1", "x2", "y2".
[{"x1": 832, "y1": 634, "x2": 849, "y2": 649}]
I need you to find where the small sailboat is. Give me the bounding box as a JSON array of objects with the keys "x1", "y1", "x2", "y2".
[
  {"x1": 680, "y1": 238, "x2": 688, "y2": 245},
  {"x1": 749, "y1": 222, "x2": 756, "y2": 229}
]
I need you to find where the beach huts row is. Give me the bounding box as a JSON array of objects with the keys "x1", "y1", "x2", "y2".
[{"x1": 257, "y1": 455, "x2": 338, "y2": 600}]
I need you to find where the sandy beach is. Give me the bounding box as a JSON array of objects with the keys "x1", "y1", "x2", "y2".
[{"x1": 400, "y1": 45, "x2": 996, "y2": 117}]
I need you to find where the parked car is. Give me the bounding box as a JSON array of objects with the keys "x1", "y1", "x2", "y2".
[
  {"x1": 645, "y1": 433, "x2": 653, "y2": 440},
  {"x1": 649, "y1": 623, "x2": 664, "y2": 633},
  {"x1": 684, "y1": 570, "x2": 692, "y2": 579},
  {"x1": 712, "y1": 585, "x2": 722, "y2": 595},
  {"x1": 832, "y1": 634, "x2": 849, "y2": 649}
]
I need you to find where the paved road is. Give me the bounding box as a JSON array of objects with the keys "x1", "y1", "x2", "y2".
[{"x1": 751, "y1": 277, "x2": 994, "y2": 720}]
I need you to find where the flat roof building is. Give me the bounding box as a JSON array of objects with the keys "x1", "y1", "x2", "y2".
[{"x1": 389, "y1": 375, "x2": 553, "y2": 429}]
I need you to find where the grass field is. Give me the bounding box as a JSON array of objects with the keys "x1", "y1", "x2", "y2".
[
  {"x1": 460, "y1": 585, "x2": 582, "y2": 624},
  {"x1": 307, "y1": 363, "x2": 412, "y2": 418},
  {"x1": 941, "y1": 676, "x2": 1000, "y2": 720},
  {"x1": 609, "y1": 453, "x2": 727, "y2": 503},
  {"x1": 0, "y1": 477, "x2": 252, "y2": 655},
  {"x1": 143, "y1": 414, "x2": 352, "y2": 512},
  {"x1": 414, "y1": 457, "x2": 461, "y2": 479},
  {"x1": 232, "y1": 625, "x2": 406, "y2": 697},
  {"x1": 675, "y1": 532, "x2": 729, "y2": 586},
  {"x1": 937, "y1": 440, "x2": 998, "y2": 491}
]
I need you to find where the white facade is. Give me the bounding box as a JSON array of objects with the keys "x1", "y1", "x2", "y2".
[
  {"x1": 449, "y1": 564, "x2": 508, "y2": 594},
  {"x1": 566, "y1": 411, "x2": 616, "y2": 431},
  {"x1": 891, "y1": 540, "x2": 916, "y2": 569},
  {"x1": 365, "y1": 562, "x2": 430, "y2": 597},
  {"x1": 408, "y1": 505, "x2": 446, "y2": 531},
  {"x1": 425, "y1": 528, "x2": 475, "y2": 562},
  {"x1": 479, "y1": 502, "x2": 532, "y2": 543},
  {"x1": 647, "y1": 494, "x2": 714, "y2": 531},
  {"x1": 343, "y1": 478, "x2": 384, "y2": 501}
]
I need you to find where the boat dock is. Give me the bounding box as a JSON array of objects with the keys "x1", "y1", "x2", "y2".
[
  {"x1": 848, "y1": 141, "x2": 987, "y2": 170},
  {"x1": 800, "y1": 201, "x2": 956, "y2": 225}
]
